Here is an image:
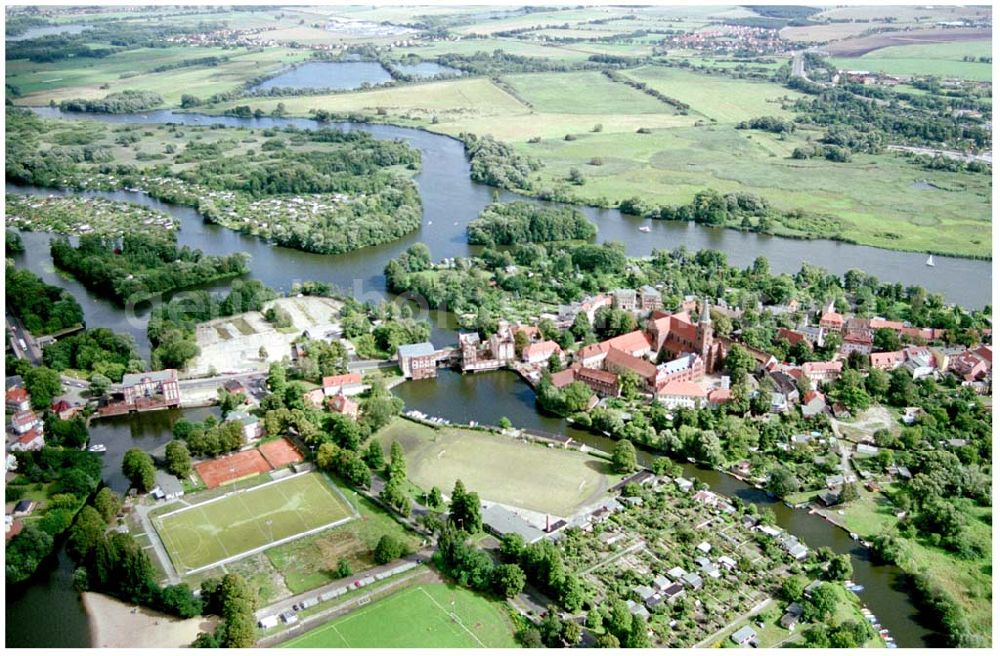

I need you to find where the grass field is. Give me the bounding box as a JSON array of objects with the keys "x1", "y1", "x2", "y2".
[
  {"x1": 622, "y1": 65, "x2": 803, "y2": 122},
  {"x1": 829, "y1": 40, "x2": 993, "y2": 82},
  {"x1": 503, "y1": 70, "x2": 675, "y2": 115},
  {"x1": 374, "y1": 419, "x2": 615, "y2": 517},
  {"x1": 154, "y1": 471, "x2": 354, "y2": 573},
  {"x1": 281, "y1": 583, "x2": 517, "y2": 648}
]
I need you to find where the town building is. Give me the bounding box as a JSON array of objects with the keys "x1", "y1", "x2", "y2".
[
  {"x1": 10, "y1": 428, "x2": 44, "y2": 452},
  {"x1": 612, "y1": 288, "x2": 637, "y2": 311},
  {"x1": 228, "y1": 410, "x2": 263, "y2": 442},
  {"x1": 121, "y1": 369, "x2": 181, "y2": 411},
  {"x1": 321, "y1": 372, "x2": 364, "y2": 397},
  {"x1": 459, "y1": 325, "x2": 515, "y2": 372},
  {"x1": 657, "y1": 380, "x2": 707, "y2": 409},
  {"x1": 800, "y1": 390, "x2": 827, "y2": 418},
  {"x1": 9, "y1": 410, "x2": 41, "y2": 435},
  {"x1": 950, "y1": 349, "x2": 991, "y2": 381},
  {"x1": 869, "y1": 350, "x2": 906, "y2": 370},
  {"x1": 799, "y1": 361, "x2": 843, "y2": 387},
  {"x1": 647, "y1": 301, "x2": 726, "y2": 372},
  {"x1": 398, "y1": 342, "x2": 439, "y2": 380},
  {"x1": 152, "y1": 470, "x2": 185, "y2": 501},
  {"x1": 639, "y1": 285, "x2": 662, "y2": 312}
]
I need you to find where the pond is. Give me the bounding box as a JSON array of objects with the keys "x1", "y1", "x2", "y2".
[
  {"x1": 252, "y1": 61, "x2": 393, "y2": 91},
  {"x1": 7, "y1": 23, "x2": 90, "y2": 41},
  {"x1": 395, "y1": 62, "x2": 462, "y2": 78}
]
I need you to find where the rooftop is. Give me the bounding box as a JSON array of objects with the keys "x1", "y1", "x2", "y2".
[
  {"x1": 121, "y1": 369, "x2": 178, "y2": 387},
  {"x1": 398, "y1": 342, "x2": 436, "y2": 358}
]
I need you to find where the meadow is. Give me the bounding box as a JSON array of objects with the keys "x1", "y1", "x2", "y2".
[
  {"x1": 153, "y1": 471, "x2": 354, "y2": 574},
  {"x1": 10, "y1": 47, "x2": 311, "y2": 106},
  {"x1": 374, "y1": 419, "x2": 615, "y2": 517},
  {"x1": 834, "y1": 489, "x2": 992, "y2": 646},
  {"x1": 281, "y1": 583, "x2": 517, "y2": 648},
  {"x1": 829, "y1": 40, "x2": 993, "y2": 82}
]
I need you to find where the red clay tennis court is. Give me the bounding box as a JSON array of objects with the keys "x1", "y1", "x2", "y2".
[
  {"x1": 195, "y1": 449, "x2": 272, "y2": 489},
  {"x1": 259, "y1": 438, "x2": 304, "y2": 469}
]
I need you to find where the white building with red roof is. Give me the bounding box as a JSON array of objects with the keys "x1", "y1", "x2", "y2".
[
  {"x1": 321, "y1": 372, "x2": 364, "y2": 397},
  {"x1": 657, "y1": 380, "x2": 708, "y2": 409}
]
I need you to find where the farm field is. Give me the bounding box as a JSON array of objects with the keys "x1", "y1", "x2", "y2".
[
  {"x1": 10, "y1": 47, "x2": 311, "y2": 106},
  {"x1": 829, "y1": 40, "x2": 993, "y2": 82},
  {"x1": 153, "y1": 471, "x2": 355, "y2": 574},
  {"x1": 373, "y1": 419, "x2": 616, "y2": 517},
  {"x1": 281, "y1": 583, "x2": 517, "y2": 648},
  {"x1": 503, "y1": 70, "x2": 675, "y2": 115}
]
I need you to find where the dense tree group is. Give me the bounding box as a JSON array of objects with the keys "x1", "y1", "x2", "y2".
[
  {"x1": 6, "y1": 265, "x2": 84, "y2": 335},
  {"x1": 467, "y1": 201, "x2": 597, "y2": 246}
]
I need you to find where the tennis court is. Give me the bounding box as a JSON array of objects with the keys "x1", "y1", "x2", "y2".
[{"x1": 154, "y1": 472, "x2": 354, "y2": 573}]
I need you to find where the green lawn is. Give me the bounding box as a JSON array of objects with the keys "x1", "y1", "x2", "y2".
[
  {"x1": 281, "y1": 583, "x2": 517, "y2": 648},
  {"x1": 830, "y1": 40, "x2": 993, "y2": 82},
  {"x1": 374, "y1": 418, "x2": 616, "y2": 517},
  {"x1": 153, "y1": 471, "x2": 354, "y2": 573}
]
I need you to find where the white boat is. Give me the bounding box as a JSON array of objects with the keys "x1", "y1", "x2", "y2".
[
  {"x1": 639, "y1": 225, "x2": 652, "y2": 233},
  {"x1": 87, "y1": 444, "x2": 107, "y2": 453},
  {"x1": 926, "y1": 254, "x2": 935, "y2": 267}
]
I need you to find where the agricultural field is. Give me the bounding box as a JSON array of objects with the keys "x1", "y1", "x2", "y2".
[
  {"x1": 373, "y1": 419, "x2": 616, "y2": 518},
  {"x1": 281, "y1": 583, "x2": 517, "y2": 648},
  {"x1": 9, "y1": 47, "x2": 311, "y2": 107},
  {"x1": 829, "y1": 40, "x2": 993, "y2": 82},
  {"x1": 503, "y1": 70, "x2": 675, "y2": 115},
  {"x1": 388, "y1": 37, "x2": 596, "y2": 61},
  {"x1": 153, "y1": 471, "x2": 355, "y2": 574},
  {"x1": 453, "y1": 7, "x2": 633, "y2": 36}
]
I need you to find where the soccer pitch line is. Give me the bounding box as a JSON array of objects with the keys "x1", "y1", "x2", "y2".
[{"x1": 418, "y1": 586, "x2": 487, "y2": 648}]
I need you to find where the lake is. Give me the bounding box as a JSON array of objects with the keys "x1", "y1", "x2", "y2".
[{"x1": 7, "y1": 23, "x2": 90, "y2": 41}]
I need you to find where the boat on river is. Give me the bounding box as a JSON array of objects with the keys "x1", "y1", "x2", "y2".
[
  {"x1": 639, "y1": 225, "x2": 652, "y2": 233},
  {"x1": 87, "y1": 444, "x2": 106, "y2": 453},
  {"x1": 926, "y1": 254, "x2": 935, "y2": 267}
]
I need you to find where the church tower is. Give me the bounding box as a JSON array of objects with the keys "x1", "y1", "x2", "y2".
[{"x1": 696, "y1": 298, "x2": 714, "y2": 370}]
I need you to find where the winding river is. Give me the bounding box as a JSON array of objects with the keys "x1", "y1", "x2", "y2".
[{"x1": 6, "y1": 107, "x2": 977, "y2": 648}]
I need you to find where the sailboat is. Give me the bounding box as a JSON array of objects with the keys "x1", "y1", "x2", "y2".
[{"x1": 926, "y1": 254, "x2": 935, "y2": 267}]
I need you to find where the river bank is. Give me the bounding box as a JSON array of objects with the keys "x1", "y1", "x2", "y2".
[{"x1": 83, "y1": 592, "x2": 216, "y2": 648}]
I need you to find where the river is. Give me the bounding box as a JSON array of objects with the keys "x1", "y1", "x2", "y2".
[
  {"x1": 4, "y1": 406, "x2": 219, "y2": 648},
  {"x1": 6, "y1": 107, "x2": 971, "y2": 648},
  {"x1": 394, "y1": 368, "x2": 945, "y2": 647}
]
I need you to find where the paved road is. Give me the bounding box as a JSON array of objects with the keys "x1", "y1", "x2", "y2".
[
  {"x1": 6, "y1": 312, "x2": 42, "y2": 365},
  {"x1": 132, "y1": 502, "x2": 182, "y2": 584}
]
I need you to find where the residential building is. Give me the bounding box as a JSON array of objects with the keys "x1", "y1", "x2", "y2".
[
  {"x1": 605, "y1": 348, "x2": 658, "y2": 391},
  {"x1": 522, "y1": 340, "x2": 563, "y2": 365},
  {"x1": 152, "y1": 470, "x2": 184, "y2": 501},
  {"x1": 902, "y1": 347, "x2": 937, "y2": 379},
  {"x1": 121, "y1": 369, "x2": 181, "y2": 411},
  {"x1": 228, "y1": 410, "x2": 262, "y2": 442},
  {"x1": 321, "y1": 373, "x2": 364, "y2": 397},
  {"x1": 731, "y1": 626, "x2": 757, "y2": 646},
  {"x1": 870, "y1": 350, "x2": 906, "y2": 370},
  {"x1": 328, "y1": 393, "x2": 359, "y2": 420},
  {"x1": 398, "y1": 342, "x2": 438, "y2": 380},
  {"x1": 840, "y1": 328, "x2": 873, "y2": 355},
  {"x1": 800, "y1": 361, "x2": 843, "y2": 386},
  {"x1": 5, "y1": 387, "x2": 30, "y2": 414},
  {"x1": 639, "y1": 285, "x2": 662, "y2": 312},
  {"x1": 819, "y1": 310, "x2": 844, "y2": 330},
  {"x1": 9, "y1": 410, "x2": 41, "y2": 435},
  {"x1": 10, "y1": 428, "x2": 44, "y2": 452},
  {"x1": 222, "y1": 379, "x2": 246, "y2": 396},
  {"x1": 950, "y1": 349, "x2": 991, "y2": 381},
  {"x1": 612, "y1": 288, "x2": 637, "y2": 311},
  {"x1": 302, "y1": 388, "x2": 325, "y2": 408},
  {"x1": 800, "y1": 390, "x2": 827, "y2": 418}
]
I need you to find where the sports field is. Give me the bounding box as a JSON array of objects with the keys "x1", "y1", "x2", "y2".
[
  {"x1": 374, "y1": 419, "x2": 614, "y2": 517},
  {"x1": 154, "y1": 472, "x2": 354, "y2": 573},
  {"x1": 282, "y1": 583, "x2": 517, "y2": 648}
]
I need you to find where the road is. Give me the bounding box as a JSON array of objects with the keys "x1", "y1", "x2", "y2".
[{"x1": 6, "y1": 312, "x2": 42, "y2": 365}]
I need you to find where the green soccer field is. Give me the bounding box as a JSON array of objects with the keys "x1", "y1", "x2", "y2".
[
  {"x1": 153, "y1": 472, "x2": 354, "y2": 573},
  {"x1": 282, "y1": 583, "x2": 517, "y2": 648}
]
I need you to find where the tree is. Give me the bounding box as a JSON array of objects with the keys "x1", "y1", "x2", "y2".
[
  {"x1": 374, "y1": 534, "x2": 405, "y2": 564},
  {"x1": 164, "y1": 440, "x2": 191, "y2": 478},
  {"x1": 838, "y1": 481, "x2": 860, "y2": 504},
  {"x1": 492, "y1": 562, "x2": 526, "y2": 598},
  {"x1": 364, "y1": 440, "x2": 385, "y2": 471},
  {"x1": 865, "y1": 367, "x2": 889, "y2": 400},
  {"x1": 826, "y1": 554, "x2": 854, "y2": 582},
  {"x1": 388, "y1": 440, "x2": 407, "y2": 482},
  {"x1": 611, "y1": 439, "x2": 637, "y2": 474},
  {"x1": 781, "y1": 574, "x2": 806, "y2": 601},
  {"x1": 428, "y1": 486, "x2": 444, "y2": 509},
  {"x1": 335, "y1": 558, "x2": 352, "y2": 578},
  {"x1": 160, "y1": 583, "x2": 203, "y2": 618},
  {"x1": 94, "y1": 488, "x2": 122, "y2": 523},
  {"x1": 121, "y1": 448, "x2": 155, "y2": 492},
  {"x1": 767, "y1": 466, "x2": 799, "y2": 498},
  {"x1": 448, "y1": 480, "x2": 483, "y2": 533},
  {"x1": 618, "y1": 370, "x2": 642, "y2": 400},
  {"x1": 67, "y1": 505, "x2": 106, "y2": 562},
  {"x1": 804, "y1": 582, "x2": 839, "y2": 622},
  {"x1": 23, "y1": 366, "x2": 62, "y2": 410},
  {"x1": 497, "y1": 416, "x2": 512, "y2": 429},
  {"x1": 89, "y1": 372, "x2": 112, "y2": 397}
]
